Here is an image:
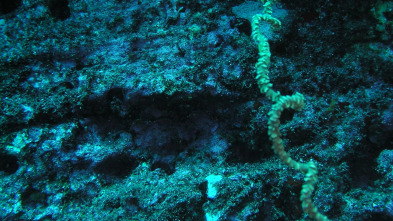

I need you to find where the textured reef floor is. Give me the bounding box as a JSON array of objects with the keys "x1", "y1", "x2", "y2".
[{"x1": 1, "y1": 0, "x2": 393, "y2": 220}]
